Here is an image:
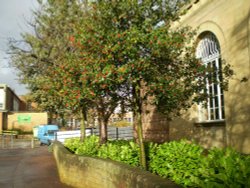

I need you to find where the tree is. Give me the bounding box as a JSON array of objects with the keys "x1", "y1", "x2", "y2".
[
  {"x1": 9, "y1": 0, "x2": 232, "y2": 170},
  {"x1": 74, "y1": 0, "x2": 231, "y2": 169},
  {"x1": 8, "y1": 0, "x2": 86, "y2": 128},
  {"x1": 75, "y1": 0, "x2": 192, "y2": 169},
  {"x1": 70, "y1": 19, "x2": 127, "y2": 144},
  {"x1": 9, "y1": 0, "x2": 123, "y2": 143}
]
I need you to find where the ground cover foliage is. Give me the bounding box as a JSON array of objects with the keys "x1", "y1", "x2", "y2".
[{"x1": 64, "y1": 136, "x2": 250, "y2": 187}]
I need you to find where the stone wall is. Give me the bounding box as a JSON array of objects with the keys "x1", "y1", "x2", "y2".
[
  {"x1": 141, "y1": 0, "x2": 250, "y2": 154},
  {"x1": 168, "y1": 0, "x2": 250, "y2": 154},
  {"x1": 53, "y1": 142, "x2": 179, "y2": 188},
  {"x1": 141, "y1": 103, "x2": 169, "y2": 143}
]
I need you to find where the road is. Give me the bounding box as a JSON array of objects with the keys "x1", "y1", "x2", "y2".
[{"x1": 0, "y1": 146, "x2": 72, "y2": 188}]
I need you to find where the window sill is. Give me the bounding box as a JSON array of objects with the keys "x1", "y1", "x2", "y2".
[{"x1": 194, "y1": 120, "x2": 226, "y2": 127}]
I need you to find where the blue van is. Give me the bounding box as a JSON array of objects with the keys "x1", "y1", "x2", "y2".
[{"x1": 36, "y1": 125, "x2": 59, "y2": 145}]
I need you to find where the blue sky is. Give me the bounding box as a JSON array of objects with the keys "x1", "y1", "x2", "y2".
[{"x1": 0, "y1": 0, "x2": 38, "y2": 95}]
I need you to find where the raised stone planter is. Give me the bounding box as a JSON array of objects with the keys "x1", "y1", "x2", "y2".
[{"x1": 53, "y1": 141, "x2": 180, "y2": 188}]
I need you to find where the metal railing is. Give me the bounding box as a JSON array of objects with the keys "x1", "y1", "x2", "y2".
[
  {"x1": 55, "y1": 126, "x2": 133, "y2": 143},
  {"x1": 0, "y1": 131, "x2": 39, "y2": 149}
]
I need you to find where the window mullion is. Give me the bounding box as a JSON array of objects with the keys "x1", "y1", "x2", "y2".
[
  {"x1": 205, "y1": 62, "x2": 211, "y2": 121},
  {"x1": 216, "y1": 58, "x2": 223, "y2": 120},
  {"x1": 196, "y1": 32, "x2": 224, "y2": 122}
]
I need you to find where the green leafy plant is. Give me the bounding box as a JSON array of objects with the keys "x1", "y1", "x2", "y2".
[
  {"x1": 65, "y1": 137, "x2": 139, "y2": 166},
  {"x1": 148, "y1": 140, "x2": 205, "y2": 187},
  {"x1": 64, "y1": 136, "x2": 99, "y2": 156},
  {"x1": 98, "y1": 140, "x2": 140, "y2": 167},
  {"x1": 64, "y1": 138, "x2": 82, "y2": 152},
  {"x1": 75, "y1": 135, "x2": 99, "y2": 156},
  {"x1": 199, "y1": 148, "x2": 250, "y2": 188}
]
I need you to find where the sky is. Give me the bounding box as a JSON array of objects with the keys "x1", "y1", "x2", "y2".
[{"x1": 0, "y1": 0, "x2": 38, "y2": 95}]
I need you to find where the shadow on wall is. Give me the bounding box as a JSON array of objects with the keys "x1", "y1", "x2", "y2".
[
  {"x1": 169, "y1": 107, "x2": 227, "y2": 150},
  {"x1": 226, "y1": 80, "x2": 250, "y2": 154},
  {"x1": 192, "y1": 124, "x2": 227, "y2": 149},
  {"x1": 141, "y1": 103, "x2": 170, "y2": 143},
  {"x1": 169, "y1": 84, "x2": 250, "y2": 154},
  {"x1": 231, "y1": 9, "x2": 250, "y2": 54},
  {"x1": 11, "y1": 121, "x2": 33, "y2": 132},
  {"x1": 169, "y1": 114, "x2": 195, "y2": 141},
  {"x1": 227, "y1": 9, "x2": 250, "y2": 154},
  {"x1": 169, "y1": 85, "x2": 250, "y2": 152}
]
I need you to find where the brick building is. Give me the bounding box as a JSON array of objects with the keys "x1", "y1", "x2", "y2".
[
  {"x1": 0, "y1": 84, "x2": 25, "y2": 131},
  {"x1": 0, "y1": 84, "x2": 47, "y2": 132}
]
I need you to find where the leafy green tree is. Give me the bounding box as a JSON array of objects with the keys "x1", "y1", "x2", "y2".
[
  {"x1": 74, "y1": 0, "x2": 232, "y2": 169},
  {"x1": 9, "y1": 0, "x2": 121, "y2": 143},
  {"x1": 47, "y1": 57, "x2": 92, "y2": 140},
  {"x1": 8, "y1": 0, "x2": 86, "y2": 128},
  {"x1": 9, "y1": 0, "x2": 232, "y2": 170},
  {"x1": 75, "y1": 0, "x2": 190, "y2": 169},
  {"x1": 70, "y1": 28, "x2": 126, "y2": 144}
]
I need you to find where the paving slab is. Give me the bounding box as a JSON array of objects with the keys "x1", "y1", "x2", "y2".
[{"x1": 0, "y1": 146, "x2": 72, "y2": 188}]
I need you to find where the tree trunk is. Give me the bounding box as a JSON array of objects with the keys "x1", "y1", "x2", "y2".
[
  {"x1": 60, "y1": 113, "x2": 66, "y2": 127},
  {"x1": 134, "y1": 82, "x2": 147, "y2": 170},
  {"x1": 133, "y1": 111, "x2": 138, "y2": 142},
  {"x1": 80, "y1": 107, "x2": 87, "y2": 142},
  {"x1": 136, "y1": 111, "x2": 146, "y2": 170},
  {"x1": 48, "y1": 110, "x2": 53, "y2": 124},
  {"x1": 99, "y1": 117, "x2": 108, "y2": 144}
]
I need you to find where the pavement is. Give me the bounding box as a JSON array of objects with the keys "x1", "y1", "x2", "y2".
[{"x1": 0, "y1": 146, "x2": 72, "y2": 188}]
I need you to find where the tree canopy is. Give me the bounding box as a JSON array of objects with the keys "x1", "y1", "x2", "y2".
[{"x1": 9, "y1": 0, "x2": 232, "y2": 169}]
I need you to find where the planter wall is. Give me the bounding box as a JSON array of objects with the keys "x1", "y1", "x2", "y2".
[{"x1": 53, "y1": 141, "x2": 179, "y2": 188}]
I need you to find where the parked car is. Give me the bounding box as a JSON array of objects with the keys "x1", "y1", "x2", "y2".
[{"x1": 35, "y1": 125, "x2": 59, "y2": 145}]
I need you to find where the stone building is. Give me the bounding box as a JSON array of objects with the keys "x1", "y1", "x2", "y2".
[{"x1": 143, "y1": 0, "x2": 250, "y2": 154}]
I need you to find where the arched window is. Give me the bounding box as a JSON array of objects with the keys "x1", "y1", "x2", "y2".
[{"x1": 196, "y1": 32, "x2": 224, "y2": 122}]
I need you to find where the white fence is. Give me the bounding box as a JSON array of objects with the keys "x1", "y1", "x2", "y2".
[{"x1": 55, "y1": 126, "x2": 133, "y2": 143}]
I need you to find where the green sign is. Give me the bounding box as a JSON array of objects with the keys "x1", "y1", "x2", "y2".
[{"x1": 18, "y1": 115, "x2": 31, "y2": 123}]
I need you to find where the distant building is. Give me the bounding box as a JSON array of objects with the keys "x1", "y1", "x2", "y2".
[
  {"x1": 0, "y1": 84, "x2": 47, "y2": 132},
  {"x1": 109, "y1": 112, "x2": 133, "y2": 127},
  {"x1": 0, "y1": 84, "x2": 24, "y2": 130},
  {"x1": 0, "y1": 84, "x2": 25, "y2": 112}
]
